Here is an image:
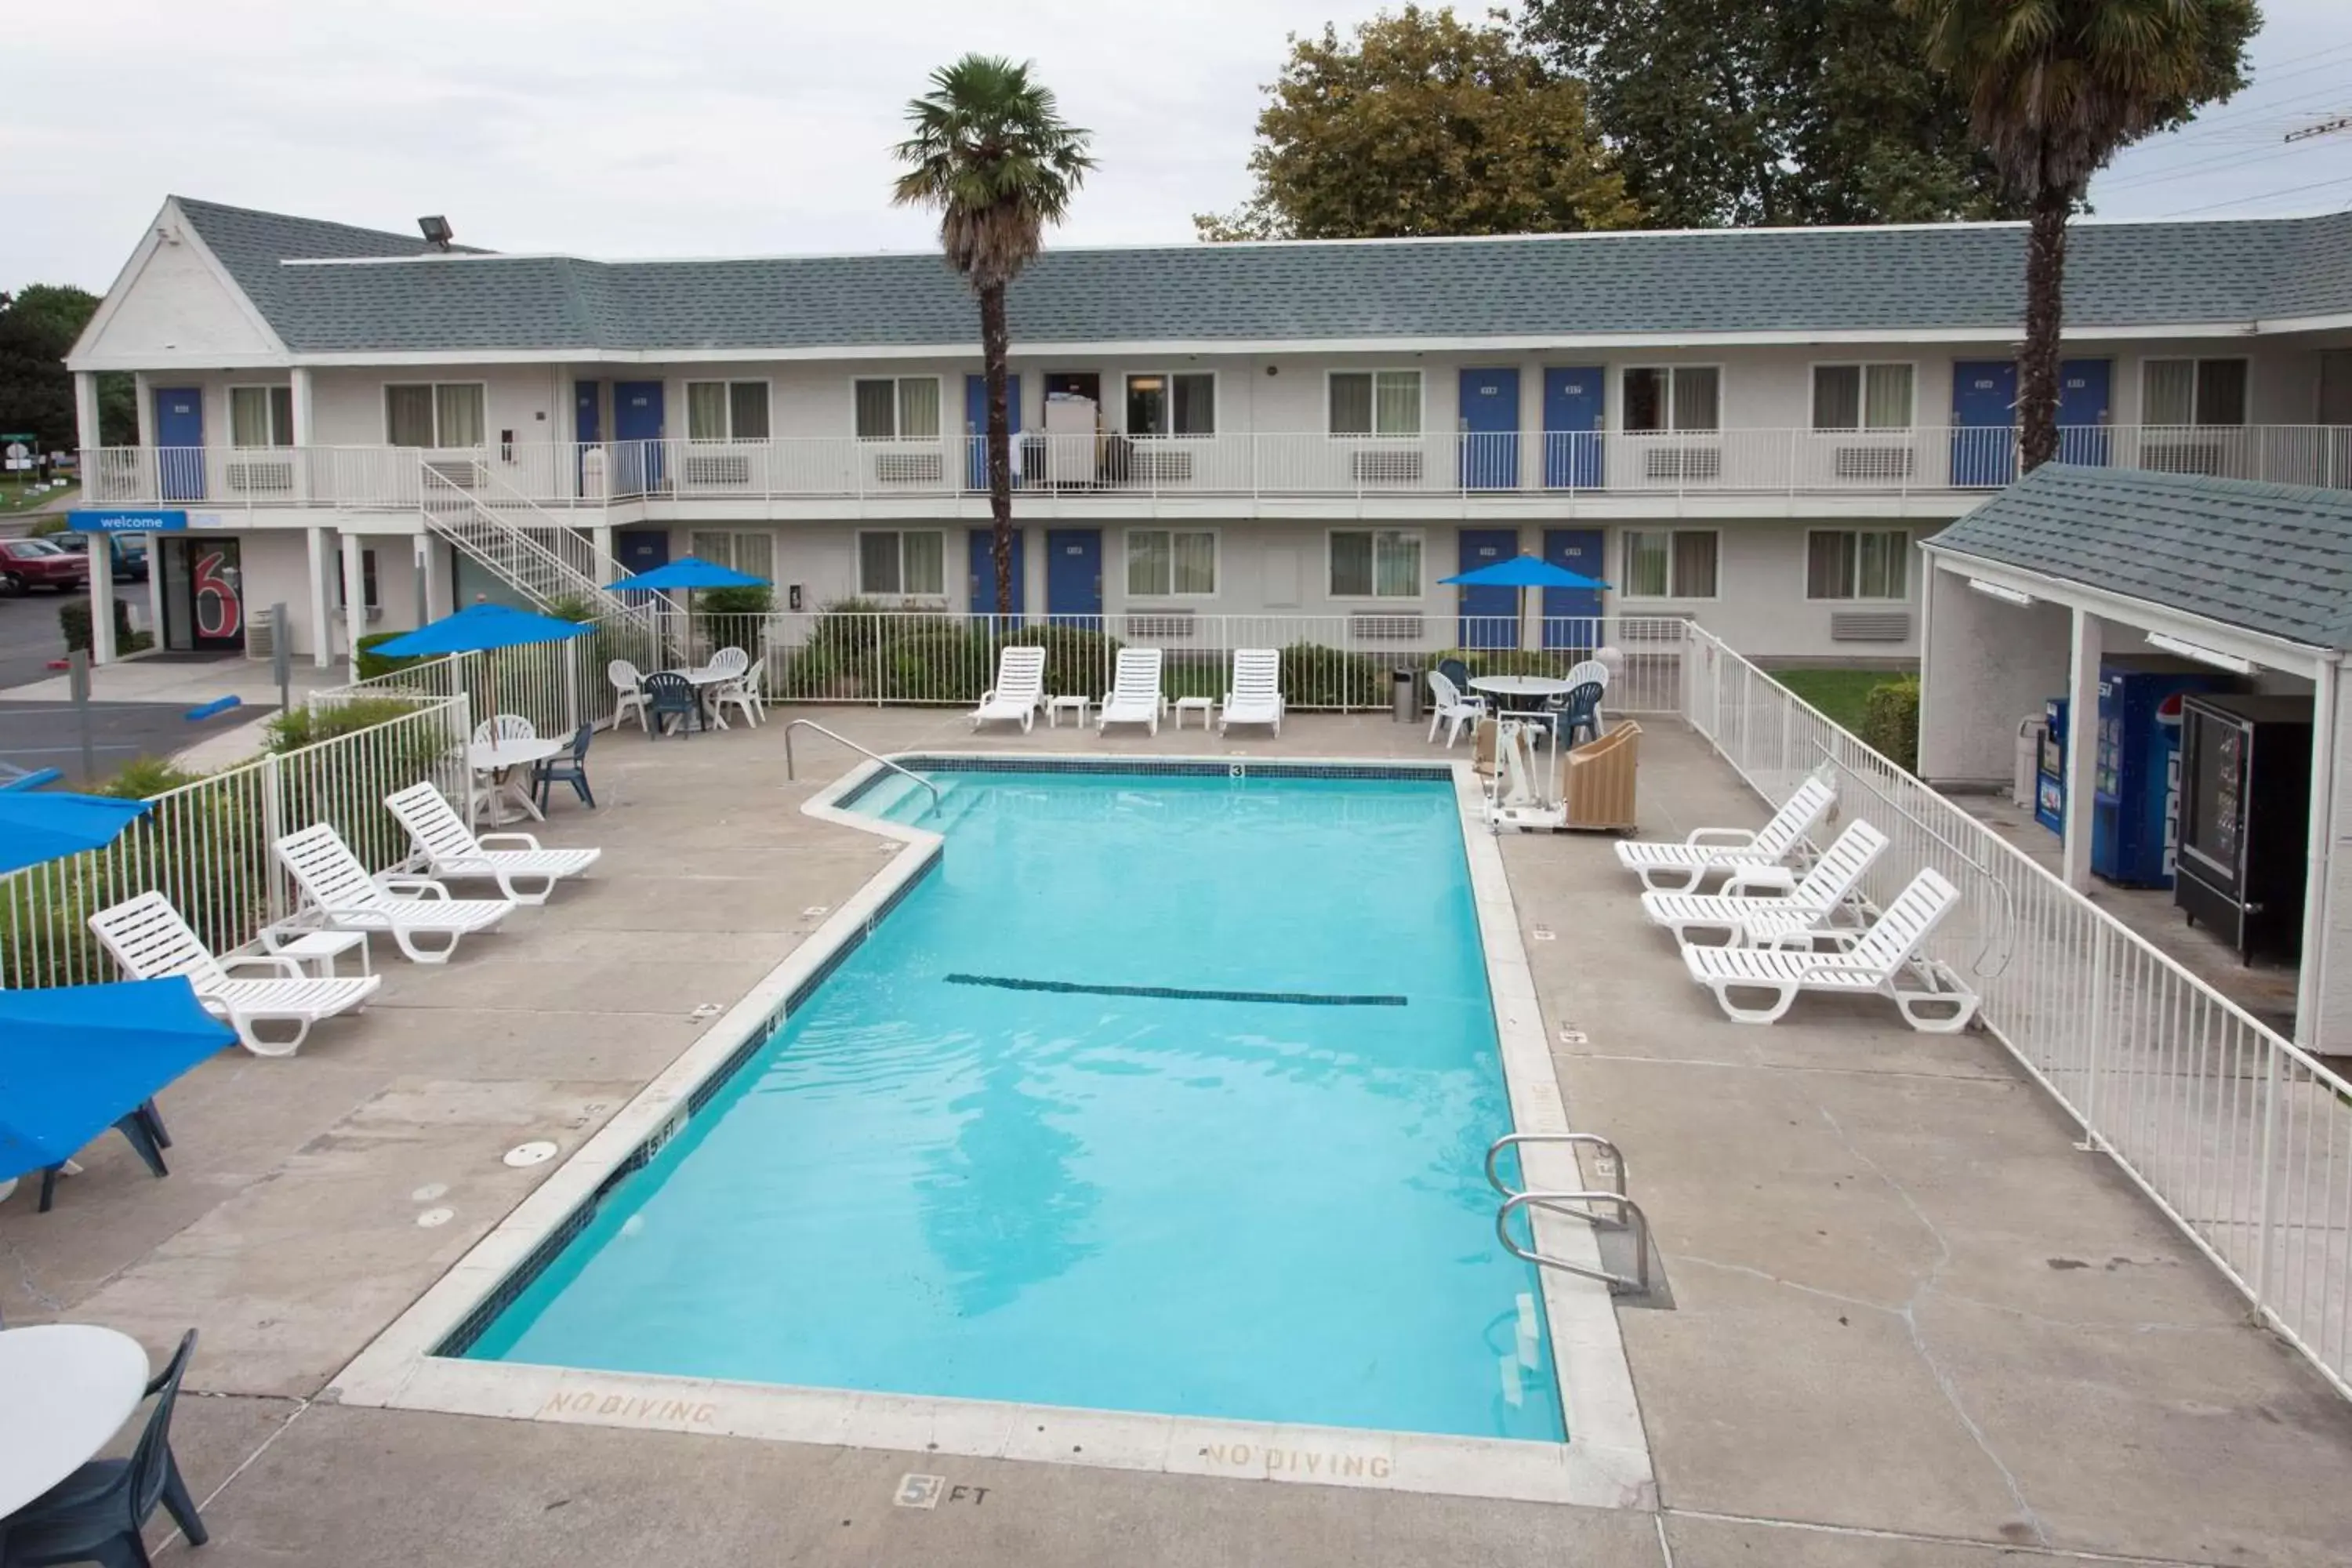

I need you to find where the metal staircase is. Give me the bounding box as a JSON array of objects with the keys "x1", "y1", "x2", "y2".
[
  {"x1": 1486, "y1": 1132, "x2": 1660, "y2": 1298},
  {"x1": 417, "y1": 458, "x2": 653, "y2": 632}
]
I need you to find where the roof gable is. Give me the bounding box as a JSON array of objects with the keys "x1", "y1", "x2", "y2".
[{"x1": 1926, "y1": 465, "x2": 2352, "y2": 652}]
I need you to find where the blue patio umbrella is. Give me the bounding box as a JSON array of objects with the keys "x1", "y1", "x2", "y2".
[
  {"x1": 0, "y1": 789, "x2": 154, "y2": 876},
  {"x1": 0, "y1": 978, "x2": 234, "y2": 1207},
  {"x1": 368, "y1": 602, "x2": 594, "y2": 659},
  {"x1": 1440, "y1": 554, "x2": 1612, "y2": 644},
  {"x1": 604, "y1": 555, "x2": 771, "y2": 663}
]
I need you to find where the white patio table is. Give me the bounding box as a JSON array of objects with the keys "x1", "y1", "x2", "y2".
[
  {"x1": 0, "y1": 1324, "x2": 151, "y2": 1518},
  {"x1": 467, "y1": 738, "x2": 563, "y2": 825}
]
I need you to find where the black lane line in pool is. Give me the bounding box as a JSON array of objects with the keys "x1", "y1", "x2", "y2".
[{"x1": 943, "y1": 974, "x2": 1408, "y2": 1007}]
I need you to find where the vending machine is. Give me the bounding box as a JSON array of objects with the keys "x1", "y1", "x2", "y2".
[
  {"x1": 2090, "y1": 657, "x2": 2230, "y2": 887},
  {"x1": 2034, "y1": 696, "x2": 2067, "y2": 834}
]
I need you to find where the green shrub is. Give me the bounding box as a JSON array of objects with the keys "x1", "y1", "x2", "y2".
[
  {"x1": 1860, "y1": 676, "x2": 1922, "y2": 774},
  {"x1": 1003, "y1": 622, "x2": 1125, "y2": 700},
  {"x1": 1279, "y1": 641, "x2": 1388, "y2": 709},
  {"x1": 697, "y1": 584, "x2": 774, "y2": 666},
  {"x1": 59, "y1": 596, "x2": 151, "y2": 655},
  {"x1": 29, "y1": 514, "x2": 68, "y2": 538}
]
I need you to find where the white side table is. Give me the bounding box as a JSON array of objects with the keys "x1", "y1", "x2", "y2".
[
  {"x1": 1172, "y1": 695, "x2": 1216, "y2": 731},
  {"x1": 264, "y1": 927, "x2": 372, "y2": 978},
  {"x1": 1046, "y1": 695, "x2": 1090, "y2": 728}
]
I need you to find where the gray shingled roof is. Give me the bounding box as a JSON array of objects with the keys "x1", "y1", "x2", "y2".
[
  {"x1": 172, "y1": 195, "x2": 2352, "y2": 356},
  {"x1": 1925, "y1": 465, "x2": 2352, "y2": 652}
]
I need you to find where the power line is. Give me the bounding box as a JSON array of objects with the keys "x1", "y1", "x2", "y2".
[
  {"x1": 2160, "y1": 171, "x2": 2352, "y2": 217},
  {"x1": 2100, "y1": 129, "x2": 2336, "y2": 192}
]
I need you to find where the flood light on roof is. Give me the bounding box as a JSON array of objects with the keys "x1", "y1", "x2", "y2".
[
  {"x1": 1966, "y1": 577, "x2": 2035, "y2": 608},
  {"x1": 417, "y1": 215, "x2": 454, "y2": 250},
  {"x1": 2145, "y1": 632, "x2": 2256, "y2": 674}
]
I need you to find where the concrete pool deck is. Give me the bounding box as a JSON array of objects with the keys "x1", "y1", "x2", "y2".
[{"x1": 4, "y1": 708, "x2": 2349, "y2": 1566}]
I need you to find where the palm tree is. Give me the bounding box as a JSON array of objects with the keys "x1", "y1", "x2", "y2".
[
  {"x1": 894, "y1": 56, "x2": 1095, "y2": 617},
  {"x1": 1902, "y1": 0, "x2": 2255, "y2": 471}
]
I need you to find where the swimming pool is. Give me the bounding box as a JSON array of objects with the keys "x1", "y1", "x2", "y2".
[{"x1": 457, "y1": 763, "x2": 1563, "y2": 1442}]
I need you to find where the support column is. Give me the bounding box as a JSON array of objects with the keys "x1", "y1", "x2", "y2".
[
  {"x1": 339, "y1": 532, "x2": 368, "y2": 667},
  {"x1": 73, "y1": 372, "x2": 102, "y2": 457},
  {"x1": 419, "y1": 535, "x2": 452, "y2": 621},
  {"x1": 2062, "y1": 608, "x2": 2104, "y2": 891},
  {"x1": 289, "y1": 367, "x2": 314, "y2": 501},
  {"x1": 89, "y1": 545, "x2": 118, "y2": 664},
  {"x1": 590, "y1": 522, "x2": 615, "y2": 586},
  {"x1": 2293, "y1": 657, "x2": 2339, "y2": 1049},
  {"x1": 306, "y1": 525, "x2": 333, "y2": 667}
]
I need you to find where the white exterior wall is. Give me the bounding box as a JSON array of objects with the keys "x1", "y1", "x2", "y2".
[
  {"x1": 1917, "y1": 561, "x2": 2073, "y2": 784},
  {"x1": 78, "y1": 226, "x2": 275, "y2": 363},
  {"x1": 2314, "y1": 674, "x2": 2352, "y2": 1054}
]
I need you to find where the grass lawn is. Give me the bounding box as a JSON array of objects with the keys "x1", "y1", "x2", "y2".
[
  {"x1": 0, "y1": 481, "x2": 75, "y2": 517},
  {"x1": 1769, "y1": 667, "x2": 1899, "y2": 732}
]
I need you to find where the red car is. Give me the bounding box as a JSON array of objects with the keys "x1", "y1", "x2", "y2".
[{"x1": 0, "y1": 536, "x2": 89, "y2": 594}]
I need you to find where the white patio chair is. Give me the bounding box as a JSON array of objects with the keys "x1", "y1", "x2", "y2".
[
  {"x1": 473, "y1": 713, "x2": 536, "y2": 746},
  {"x1": 1098, "y1": 648, "x2": 1165, "y2": 735},
  {"x1": 385, "y1": 781, "x2": 601, "y2": 906},
  {"x1": 1426, "y1": 669, "x2": 1486, "y2": 748},
  {"x1": 1563, "y1": 657, "x2": 1610, "y2": 730},
  {"x1": 1613, "y1": 771, "x2": 1837, "y2": 893},
  {"x1": 271, "y1": 822, "x2": 515, "y2": 965},
  {"x1": 1219, "y1": 649, "x2": 1284, "y2": 736},
  {"x1": 1640, "y1": 820, "x2": 1888, "y2": 946},
  {"x1": 971, "y1": 645, "x2": 1047, "y2": 731},
  {"x1": 609, "y1": 659, "x2": 649, "y2": 734},
  {"x1": 89, "y1": 891, "x2": 380, "y2": 1058},
  {"x1": 716, "y1": 657, "x2": 767, "y2": 729},
  {"x1": 1682, "y1": 868, "x2": 1977, "y2": 1033}
]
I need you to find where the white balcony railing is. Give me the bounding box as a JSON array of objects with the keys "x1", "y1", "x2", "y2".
[{"x1": 78, "y1": 424, "x2": 2352, "y2": 512}]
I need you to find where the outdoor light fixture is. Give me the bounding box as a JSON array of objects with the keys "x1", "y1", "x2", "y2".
[
  {"x1": 1967, "y1": 577, "x2": 2034, "y2": 608},
  {"x1": 2145, "y1": 632, "x2": 2257, "y2": 674},
  {"x1": 417, "y1": 215, "x2": 455, "y2": 250}
]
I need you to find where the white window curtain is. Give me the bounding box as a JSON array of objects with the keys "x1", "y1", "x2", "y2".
[
  {"x1": 859, "y1": 532, "x2": 901, "y2": 592},
  {"x1": 687, "y1": 383, "x2": 730, "y2": 441},
  {"x1": 1863, "y1": 365, "x2": 1913, "y2": 430},
  {"x1": 1673, "y1": 532, "x2": 1719, "y2": 596},
  {"x1": 855, "y1": 380, "x2": 897, "y2": 440},
  {"x1": 1671, "y1": 367, "x2": 1721, "y2": 432},
  {"x1": 1813, "y1": 367, "x2": 1862, "y2": 431},
  {"x1": 1171, "y1": 531, "x2": 1215, "y2": 595},
  {"x1": 1374, "y1": 372, "x2": 1421, "y2": 436},
  {"x1": 1127, "y1": 531, "x2": 1171, "y2": 596},
  {"x1": 898, "y1": 379, "x2": 941, "y2": 441},
  {"x1": 2144, "y1": 360, "x2": 2197, "y2": 426},
  {"x1": 902, "y1": 529, "x2": 946, "y2": 594},
  {"x1": 386, "y1": 385, "x2": 436, "y2": 448},
  {"x1": 1623, "y1": 530, "x2": 1671, "y2": 597},
  {"x1": 732, "y1": 531, "x2": 775, "y2": 585},
  {"x1": 689, "y1": 530, "x2": 734, "y2": 568},
  {"x1": 435, "y1": 385, "x2": 485, "y2": 448},
  {"x1": 1330, "y1": 529, "x2": 1374, "y2": 593},
  {"x1": 230, "y1": 387, "x2": 292, "y2": 448},
  {"x1": 729, "y1": 383, "x2": 771, "y2": 441},
  {"x1": 1330, "y1": 375, "x2": 1374, "y2": 437}
]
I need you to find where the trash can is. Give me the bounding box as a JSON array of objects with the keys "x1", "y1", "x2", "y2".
[
  {"x1": 1394, "y1": 667, "x2": 1422, "y2": 724},
  {"x1": 2013, "y1": 717, "x2": 2044, "y2": 808}
]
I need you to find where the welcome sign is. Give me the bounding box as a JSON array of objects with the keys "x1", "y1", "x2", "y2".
[{"x1": 70, "y1": 510, "x2": 188, "y2": 532}]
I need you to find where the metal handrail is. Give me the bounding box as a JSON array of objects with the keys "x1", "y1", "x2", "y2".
[
  {"x1": 1497, "y1": 1190, "x2": 1653, "y2": 1297},
  {"x1": 783, "y1": 720, "x2": 942, "y2": 812},
  {"x1": 1485, "y1": 1132, "x2": 1626, "y2": 1202}
]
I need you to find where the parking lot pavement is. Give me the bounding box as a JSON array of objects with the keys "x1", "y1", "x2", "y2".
[
  {"x1": 0, "y1": 697, "x2": 272, "y2": 784},
  {"x1": 0, "y1": 581, "x2": 76, "y2": 691}
]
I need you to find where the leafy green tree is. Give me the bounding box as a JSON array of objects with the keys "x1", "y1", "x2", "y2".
[
  {"x1": 1522, "y1": 0, "x2": 2022, "y2": 227},
  {"x1": 0, "y1": 284, "x2": 136, "y2": 452},
  {"x1": 893, "y1": 56, "x2": 1094, "y2": 616},
  {"x1": 1904, "y1": 0, "x2": 2256, "y2": 470},
  {"x1": 1196, "y1": 6, "x2": 1639, "y2": 241}
]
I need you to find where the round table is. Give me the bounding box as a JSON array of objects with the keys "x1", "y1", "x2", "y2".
[
  {"x1": 466, "y1": 739, "x2": 564, "y2": 826},
  {"x1": 1468, "y1": 674, "x2": 1576, "y2": 706},
  {"x1": 0, "y1": 1324, "x2": 151, "y2": 1516}
]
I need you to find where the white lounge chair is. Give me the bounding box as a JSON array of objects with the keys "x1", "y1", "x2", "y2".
[
  {"x1": 1219, "y1": 648, "x2": 1283, "y2": 736},
  {"x1": 385, "y1": 782, "x2": 601, "y2": 906},
  {"x1": 272, "y1": 822, "x2": 515, "y2": 965},
  {"x1": 1098, "y1": 648, "x2": 1164, "y2": 735},
  {"x1": 89, "y1": 891, "x2": 380, "y2": 1057},
  {"x1": 1682, "y1": 868, "x2": 1978, "y2": 1032},
  {"x1": 1613, "y1": 771, "x2": 1837, "y2": 893},
  {"x1": 1640, "y1": 820, "x2": 1889, "y2": 946},
  {"x1": 971, "y1": 645, "x2": 1047, "y2": 732},
  {"x1": 1426, "y1": 670, "x2": 1486, "y2": 747}
]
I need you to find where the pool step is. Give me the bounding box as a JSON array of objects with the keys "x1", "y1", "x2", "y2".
[{"x1": 1486, "y1": 1132, "x2": 1674, "y2": 1307}]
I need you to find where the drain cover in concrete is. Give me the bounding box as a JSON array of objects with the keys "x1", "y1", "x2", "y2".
[
  {"x1": 416, "y1": 1207, "x2": 454, "y2": 1229},
  {"x1": 503, "y1": 1141, "x2": 559, "y2": 1168}
]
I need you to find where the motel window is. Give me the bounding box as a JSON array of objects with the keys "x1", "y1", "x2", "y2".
[
  {"x1": 1329, "y1": 372, "x2": 1422, "y2": 437},
  {"x1": 686, "y1": 530, "x2": 777, "y2": 586},
  {"x1": 1329, "y1": 529, "x2": 1423, "y2": 598},
  {"x1": 1125, "y1": 373, "x2": 1216, "y2": 437},
  {"x1": 1620, "y1": 529, "x2": 1719, "y2": 599},
  {"x1": 1812, "y1": 365, "x2": 1914, "y2": 431},
  {"x1": 1127, "y1": 529, "x2": 1217, "y2": 597},
  {"x1": 1806, "y1": 529, "x2": 1910, "y2": 601},
  {"x1": 385, "y1": 383, "x2": 486, "y2": 448},
  {"x1": 2143, "y1": 358, "x2": 2248, "y2": 426},
  {"x1": 854, "y1": 378, "x2": 942, "y2": 441},
  {"x1": 858, "y1": 529, "x2": 946, "y2": 597},
  {"x1": 333, "y1": 548, "x2": 380, "y2": 612},
  {"x1": 230, "y1": 386, "x2": 295, "y2": 448},
  {"x1": 1622, "y1": 367, "x2": 1720, "y2": 433},
  {"x1": 686, "y1": 382, "x2": 771, "y2": 441}
]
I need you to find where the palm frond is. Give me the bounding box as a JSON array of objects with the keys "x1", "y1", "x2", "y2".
[{"x1": 891, "y1": 53, "x2": 1096, "y2": 289}]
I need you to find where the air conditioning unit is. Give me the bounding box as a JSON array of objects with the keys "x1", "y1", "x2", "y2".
[
  {"x1": 1127, "y1": 446, "x2": 1196, "y2": 485},
  {"x1": 682, "y1": 452, "x2": 752, "y2": 488},
  {"x1": 1833, "y1": 446, "x2": 1915, "y2": 481},
  {"x1": 1348, "y1": 612, "x2": 1424, "y2": 640},
  {"x1": 1123, "y1": 611, "x2": 1196, "y2": 639},
  {"x1": 1830, "y1": 612, "x2": 1911, "y2": 642},
  {"x1": 1352, "y1": 448, "x2": 1422, "y2": 485},
  {"x1": 244, "y1": 604, "x2": 276, "y2": 662},
  {"x1": 226, "y1": 456, "x2": 296, "y2": 495},
  {"x1": 1643, "y1": 445, "x2": 1722, "y2": 482},
  {"x1": 873, "y1": 451, "x2": 945, "y2": 485},
  {"x1": 1621, "y1": 612, "x2": 1694, "y2": 642},
  {"x1": 2142, "y1": 441, "x2": 2224, "y2": 477}
]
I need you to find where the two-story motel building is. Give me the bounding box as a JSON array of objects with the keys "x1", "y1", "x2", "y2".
[{"x1": 62, "y1": 197, "x2": 2352, "y2": 666}]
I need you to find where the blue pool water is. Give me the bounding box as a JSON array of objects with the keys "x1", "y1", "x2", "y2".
[{"x1": 464, "y1": 767, "x2": 1563, "y2": 1442}]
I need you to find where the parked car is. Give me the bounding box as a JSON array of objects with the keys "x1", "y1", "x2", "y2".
[
  {"x1": 51, "y1": 532, "x2": 151, "y2": 584},
  {"x1": 0, "y1": 536, "x2": 89, "y2": 594}
]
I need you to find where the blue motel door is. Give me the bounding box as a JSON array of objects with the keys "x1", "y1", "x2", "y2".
[
  {"x1": 1457, "y1": 368, "x2": 1520, "y2": 491},
  {"x1": 968, "y1": 528, "x2": 1026, "y2": 619},
  {"x1": 1541, "y1": 529, "x2": 1606, "y2": 648},
  {"x1": 1542, "y1": 368, "x2": 1605, "y2": 488},
  {"x1": 613, "y1": 381, "x2": 664, "y2": 495},
  {"x1": 1046, "y1": 529, "x2": 1101, "y2": 625},
  {"x1": 1950, "y1": 361, "x2": 2018, "y2": 487},
  {"x1": 2057, "y1": 359, "x2": 2112, "y2": 467},
  {"x1": 964, "y1": 375, "x2": 1022, "y2": 490},
  {"x1": 154, "y1": 387, "x2": 205, "y2": 501},
  {"x1": 1456, "y1": 529, "x2": 1519, "y2": 649}
]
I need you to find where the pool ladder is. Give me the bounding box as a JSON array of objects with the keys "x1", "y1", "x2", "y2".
[
  {"x1": 782, "y1": 720, "x2": 942, "y2": 812},
  {"x1": 1486, "y1": 1133, "x2": 1654, "y2": 1298}
]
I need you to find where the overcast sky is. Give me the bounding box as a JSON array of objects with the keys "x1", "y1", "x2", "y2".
[{"x1": 7, "y1": 0, "x2": 2350, "y2": 292}]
